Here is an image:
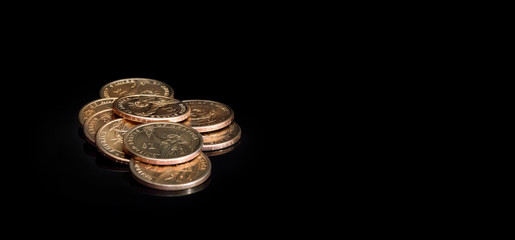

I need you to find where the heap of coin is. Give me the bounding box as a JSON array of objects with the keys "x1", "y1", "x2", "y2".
[{"x1": 78, "y1": 78, "x2": 241, "y2": 191}]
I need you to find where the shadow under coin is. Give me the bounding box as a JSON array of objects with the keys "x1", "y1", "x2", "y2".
[{"x1": 124, "y1": 172, "x2": 212, "y2": 197}]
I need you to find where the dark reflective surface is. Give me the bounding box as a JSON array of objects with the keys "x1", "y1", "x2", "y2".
[{"x1": 29, "y1": 74, "x2": 286, "y2": 224}]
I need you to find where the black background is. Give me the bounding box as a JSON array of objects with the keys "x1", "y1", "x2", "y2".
[{"x1": 24, "y1": 54, "x2": 330, "y2": 228}]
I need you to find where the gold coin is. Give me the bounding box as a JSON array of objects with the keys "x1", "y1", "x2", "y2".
[
  {"x1": 96, "y1": 118, "x2": 139, "y2": 164},
  {"x1": 123, "y1": 122, "x2": 203, "y2": 165},
  {"x1": 78, "y1": 98, "x2": 117, "y2": 126},
  {"x1": 130, "y1": 152, "x2": 211, "y2": 191},
  {"x1": 202, "y1": 122, "x2": 241, "y2": 151},
  {"x1": 99, "y1": 78, "x2": 174, "y2": 98},
  {"x1": 182, "y1": 100, "x2": 234, "y2": 132},
  {"x1": 113, "y1": 94, "x2": 190, "y2": 123},
  {"x1": 83, "y1": 109, "x2": 117, "y2": 145}
]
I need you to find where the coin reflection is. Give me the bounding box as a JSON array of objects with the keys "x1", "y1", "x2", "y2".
[{"x1": 124, "y1": 172, "x2": 211, "y2": 197}]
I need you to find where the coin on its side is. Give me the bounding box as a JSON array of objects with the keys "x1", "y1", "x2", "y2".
[
  {"x1": 123, "y1": 122, "x2": 203, "y2": 165},
  {"x1": 182, "y1": 100, "x2": 234, "y2": 132},
  {"x1": 130, "y1": 152, "x2": 211, "y2": 191},
  {"x1": 78, "y1": 98, "x2": 117, "y2": 126},
  {"x1": 99, "y1": 78, "x2": 174, "y2": 98},
  {"x1": 201, "y1": 122, "x2": 241, "y2": 151},
  {"x1": 83, "y1": 109, "x2": 117, "y2": 145},
  {"x1": 113, "y1": 94, "x2": 190, "y2": 123},
  {"x1": 96, "y1": 118, "x2": 139, "y2": 164}
]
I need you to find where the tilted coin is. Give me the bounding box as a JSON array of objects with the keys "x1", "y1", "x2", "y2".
[
  {"x1": 130, "y1": 152, "x2": 211, "y2": 191},
  {"x1": 96, "y1": 118, "x2": 139, "y2": 164},
  {"x1": 113, "y1": 94, "x2": 190, "y2": 123},
  {"x1": 78, "y1": 98, "x2": 117, "y2": 126},
  {"x1": 201, "y1": 122, "x2": 241, "y2": 151},
  {"x1": 99, "y1": 78, "x2": 174, "y2": 98},
  {"x1": 182, "y1": 100, "x2": 234, "y2": 132},
  {"x1": 123, "y1": 122, "x2": 203, "y2": 165},
  {"x1": 83, "y1": 109, "x2": 117, "y2": 145}
]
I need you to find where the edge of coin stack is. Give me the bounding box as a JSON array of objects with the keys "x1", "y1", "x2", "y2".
[{"x1": 78, "y1": 78, "x2": 241, "y2": 192}]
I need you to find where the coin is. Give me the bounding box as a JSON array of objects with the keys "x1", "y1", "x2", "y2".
[
  {"x1": 130, "y1": 152, "x2": 211, "y2": 191},
  {"x1": 83, "y1": 109, "x2": 117, "y2": 145},
  {"x1": 78, "y1": 98, "x2": 117, "y2": 126},
  {"x1": 96, "y1": 118, "x2": 139, "y2": 164},
  {"x1": 99, "y1": 78, "x2": 174, "y2": 98},
  {"x1": 113, "y1": 94, "x2": 190, "y2": 123},
  {"x1": 201, "y1": 122, "x2": 241, "y2": 151},
  {"x1": 123, "y1": 122, "x2": 203, "y2": 165},
  {"x1": 182, "y1": 100, "x2": 234, "y2": 132}
]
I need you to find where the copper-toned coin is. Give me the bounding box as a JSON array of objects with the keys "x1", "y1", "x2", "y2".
[
  {"x1": 123, "y1": 122, "x2": 203, "y2": 165},
  {"x1": 202, "y1": 122, "x2": 241, "y2": 151},
  {"x1": 96, "y1": 118, "x2": 139, "y2": 164},
  {"x1": 113, "y1": 94, "x2": 190, "y2": 123},
  {"x1": 130, "y1": 152, "x2": 211, "y2": 191},
  {"x1": 83, "y1": 109, "x2": 117, "y2": 145},
  {"x1": 182, "y1": 100, "x2": 234, "y2": 133},
  {"x1": 78, "y1": 98, "x2": 117, "y2": 126},
  {"x1": 204, "y1": 140, "x2": 241, "y2": 157},
  {"x1": 99, "y1": 78, "x2": 174, "y2": 98}
]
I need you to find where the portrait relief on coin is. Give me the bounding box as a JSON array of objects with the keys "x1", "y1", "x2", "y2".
[
  {"x1": 124, "y1": 123, "x2": 203, "y2": 164},
  {"x1": 125, "y1": 95, "x2": 183, "y2": 117},
  {"x1": 114, "y1": 95, "x2": 190, "y2": 123}
]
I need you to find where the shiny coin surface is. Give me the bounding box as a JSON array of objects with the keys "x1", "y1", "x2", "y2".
[
  {"x1": 182, "y1": 100, "x2": 234, "y2": 132},
  {"x1": 130, "y1": 152, "x2": 211, "y2": 191},
  {"x1": 96, "y1": 118, "x2": 139, "y2": 164},
  {"x1": 78, "y1": 98, "x2": 117, "y2": 126},
  {"x1": 202, "y1": 122, "x2": 241, "y2": 151},
  {"x1": 113, "y1": 94, "x2": 190, "y2": 123},
  {"x1": 99, "y1": 78, "x2": 174, "y2": 98},
  {"x1": 83, "y1": 109, "x2": 117, "y2": 145},
  {"x1": 123, "y1": 122, "x2": 203, "y2": 165}
]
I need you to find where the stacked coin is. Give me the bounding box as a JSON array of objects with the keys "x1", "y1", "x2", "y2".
[
  {"x1": 182, "y1": 100, "x2": 241, "y2": 151},
  {"x1": 78, "y1": 78, "x2": 240, "y2": 192}
]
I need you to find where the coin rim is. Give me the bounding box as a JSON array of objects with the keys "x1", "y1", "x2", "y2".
[
  {"x1": 129, "y1": 153, "x2": 212, "y2": 191},
  {"x1": 83, "y1": 109, "x2": 116, "y2": 146},
  {"x1": 99, "y1": 78, "x2": 174, "y2": 98},
  {"x1": 123, "y1": 122, "x2": 204, "y2": 165},
  {"x1": 78, "y1": 97, "x2": 117, "y2": 126},
  {"x1": 182, "y1": 99, "x2": 235, "y2": 133},
  {"x1": 113, "y1": 94, "x2": 191, "y2": 123},
  {"x1": 96, "y1": 118, "x2": 137, "y2": 164},
  {"x1": 202, "y1": 122, "x2": 242, "y2": 151}
]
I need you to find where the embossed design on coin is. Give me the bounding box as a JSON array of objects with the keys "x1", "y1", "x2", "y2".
[
  {"x1": 78, "y1": 98, "x2": 117, "y2": 126},
  {"x1": 130, "y1": 153, "x2": 211, "y2": 191},
  {"x1": 182, "y1": 100, "x2": 234, "y2": 132},
  {"x1": 202, "y1": 122, "x2": 241, "y2": 151},
  {"x1": 96, "y1": 118, "x2": 138, "y2": 164},
  {"x1": 123, "y1": 122, "x2": 203, "y2": 165},
  {"x1": 113, "y1": 94, "x2": 190, "y2": 123},
  {"x1": 83, "y1": 109, "x2": 117, "y2": 145},
  {"x1": 99, "y1": 78, "x2": 174, "y2": 98}
]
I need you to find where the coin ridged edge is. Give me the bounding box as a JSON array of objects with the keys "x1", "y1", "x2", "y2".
[
  {"x1": 202, "y1": 122, "x2": 242, "y2": 151},
  {"x1": 129, "y1": 153, "x2": 212, "y2": 191},
  {"x1": 183, "y1": 99, "x2": 235, "y2": 133}
]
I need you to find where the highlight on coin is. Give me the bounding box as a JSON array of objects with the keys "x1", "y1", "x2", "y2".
[{"x1": 77, "y1": 78, "x2": 241, "y2": 193}]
